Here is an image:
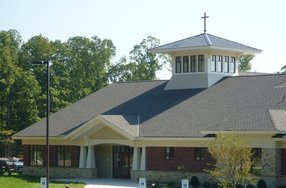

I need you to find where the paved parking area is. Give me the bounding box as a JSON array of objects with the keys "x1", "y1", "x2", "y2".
[{"x1": 55, "y1": 178, "x2": 138, "y2": 188}]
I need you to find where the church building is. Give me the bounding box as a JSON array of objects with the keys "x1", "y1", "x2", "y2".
[{"x1": 13, "y1": 14, "x2": 286, "y2": 187}]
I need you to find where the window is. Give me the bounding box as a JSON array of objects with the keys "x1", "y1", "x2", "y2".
[
  {"x1": 223, "y1": 56, "x2": 229, "y2": 73},
  {"x1": 190, "y1": 55, "x2": 197, "y2": 72},
  {"x1": 30, "y1": 145, "x2": 44, "y2": 166},
  {"x1": 175, "y1": 57, "x2": 182, "y2": 73},
  {"x1": 57, "y1": 146, "x2": 71, "y2": 167},
  {"x1": 230, "y1": 57, "x2": 236, "y2": 73},
  {"x1": 251, "y1": 148, "x2": 262, "y2": 175},
  {"x1": 165, "y1": 147, "x2": 174, "y2": 160},
  {"x1": 211, "y1": 55, "x2": 216, "y2": 72},
  {"x1": 217, "y1": 55, "x2": 223, "y2": 72},
  {"x1": 194, "y1": 148, "x2": 207, "y2": 161},
  {"x1": 198, "y1": 55, "x2": 204, "y2": 72},
  {"x1": 183, "y1": 56, "x2": 189, "y2": 73},
  {"x1": 211, "y1": 55, "x2": 216, "y2": 61}
]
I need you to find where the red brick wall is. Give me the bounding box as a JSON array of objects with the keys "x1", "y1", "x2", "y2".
[
  {"x1": 146, "y1": 147, "x2": 214, "y2": 172},
  {"x1": 281, "y1": 149, "x2": 286, "y2": 175},
  {"x1": 23, "y1": 145, "x2": 30, "y2": 165}
]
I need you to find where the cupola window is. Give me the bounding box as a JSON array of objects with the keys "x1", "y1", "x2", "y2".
[
  {"x1": 230, "y1": 57, "x2": 235, "y2": 73},
  {"x1": 217, "y1": 55, "x2": 223, "y2": 72},
  {"x1": 190, "y1": 55, "x2": 197, "y2": 72},
  {"x1": 211, "y1": 55, "x2": 216, "y2": 72},
  {"x1": 223, "y1": 56, "x2": 229, "y2": 73},
  {"x1": 183, "y1": 56, "x2": 189, "y2": 73},
  {"x1": 198, "y1": 55, "x2": 205, "y2": 72},
  {"x1": 175, "y1": 56, "x2": 182, "y2": 73}
]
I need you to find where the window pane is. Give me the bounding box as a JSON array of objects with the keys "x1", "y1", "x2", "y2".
[
  {"x1": 175, "y1": 57, "x2": 182, "y2": 73},
  {"x1": 223, "y1": 56, "x2": 229, "y2": 73},
  {"x1": 165, "y1": 147, "x2": 174, "y2": 160},
  {"x1": 65, "y1": 152, "x2": 72, "y2": 167},
  {"x1": 194, "y1": 148, "x2": 206, "y2": 161},
  {"x1": 217, "y1": 56, "x2": 222, "y2": 72},
  {"x1": 190, "y1": 55, "x2": 197, "y2": 72},
  {"x1": 230, "y1": 62, "x2": 235, "y2": 73},
  {"x1": 57, "y1": 146, "x2": 64, "y2": 166},
  {"x1": 198, "y1": 55, "x2": 204, "y2": 72},
  {"x1": 211, "y1": 55, "x2": 216, "y2": 72},
  {"x1": 183, "y1": 56, "x2": 189, "y2": 73},
  {"x1": 217, "y1": 61, "x2": 222, "y2": 72},
  {"x1": 30, "y1": 145, "x2": 43, "y2": 166}
]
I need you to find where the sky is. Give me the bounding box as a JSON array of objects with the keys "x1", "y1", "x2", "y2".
[{"x1": 1, "y1": 0, "x2": 286, "y2": 79}]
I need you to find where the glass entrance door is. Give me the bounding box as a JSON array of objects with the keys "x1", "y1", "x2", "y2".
[{"x1": 113, "y1": 146, "x2": 133, "y2": 178}]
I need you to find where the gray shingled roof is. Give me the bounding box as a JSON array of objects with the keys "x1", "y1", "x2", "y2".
[
  {"x1": 14, "y1": 75, "x2": 286, "y2": 138},
  {"x1": 150, "y1": 33, "x2": 262, "y2": 54}
]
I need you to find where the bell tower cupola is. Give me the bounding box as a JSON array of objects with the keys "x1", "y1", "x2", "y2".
[{"x1": 150, "y1": 13, "x2": 262, "y2": 90}]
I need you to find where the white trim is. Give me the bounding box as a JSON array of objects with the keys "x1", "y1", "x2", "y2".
[
  {"x1": 200, "y1": 130, "x2": 279, "y2": 135},
  {"x1": 151, "y1": 46, "x2": 261, "y2": 54},
  {"x1": 65, "y1": 115, "x2": 135, "y2": 141}
]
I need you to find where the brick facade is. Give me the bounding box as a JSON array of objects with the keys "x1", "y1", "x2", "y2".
[
  {"x1": 146, "y1": 147, "x2": 214, "y2": 172},
  {"x1": 23, "y1": 145, "x2": 80, "y2": 168}
]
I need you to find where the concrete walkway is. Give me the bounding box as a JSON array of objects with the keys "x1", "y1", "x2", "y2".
[{"x1": 55, "y1": 178, "x2": 139, "y2": 188}]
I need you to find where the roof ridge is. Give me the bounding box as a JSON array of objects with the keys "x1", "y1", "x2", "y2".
[{"x1": 150, "y1": 33, "x2": 205, "y2": 50}]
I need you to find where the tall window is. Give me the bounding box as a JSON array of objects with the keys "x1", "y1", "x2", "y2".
[
  {"x1": 223, "y1": 56, "x2": 229, "y2": 73},
  {"x1": 175, "y1": 56, "x2": 182, "y2": 73},
  {"x1": 211, "y1": 55, "x2": 216, "y2": 72},
  {"x1": 251, "y1": 148, "x2": 262, "y2": 175},
  {"x1": 198, "y1": 55, "x2": 204, "y2": 72},
  {"x1": 57, "y1": 146, "x2": 71, "y2": 167},
  {"x1": 230, "y1": 57, "x2": 236, "y2": 73},
  {"x1": 165, "y1": 147, "x2": 174, "y2": 160},
  {"x1": 194, "y1": 148, "x2": 207, "y2": 161},
  {"x1": 183, "y1": 56, "x2": 189, "y2": 73},
  {"x1": 190, "y1": 55, "x2": 197, "y2": 72},
  {"x1": 30, "y1": 145, "x2": 44, "y2": 166},
  {"x1": 217, "y1": 56, "x2": 223, "y2": 72}
]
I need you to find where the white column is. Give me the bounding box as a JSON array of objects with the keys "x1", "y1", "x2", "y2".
[
  {"x1": 132, "y1": 147, "x2": 140, "y2": 170},
  {"x1": 86, "y1": 146, "x2": 96, "y2": 168},
  {"x1": 79, "y1": 146, "x2": 87, "y2": 168},
  {"x1": 140, "y1": 147, "x2": 146, "y2": 170}
]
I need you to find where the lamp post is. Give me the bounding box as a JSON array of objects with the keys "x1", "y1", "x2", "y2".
[{"x1": 31, "y1": 60, "x2": 50, "y2": 188}]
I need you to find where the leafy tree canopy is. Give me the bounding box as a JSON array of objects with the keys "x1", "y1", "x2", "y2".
[
  {"x1": 207, "y1": 133, "x2": 257, "y2": 188},
  {"x1": 238, "y1": 54, "x2": 254, "y2": 72}
]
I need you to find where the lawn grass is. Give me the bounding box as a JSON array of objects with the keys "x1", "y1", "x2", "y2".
[{"x1": 0, "y1": 172, "x2": 85, "y2": 188}]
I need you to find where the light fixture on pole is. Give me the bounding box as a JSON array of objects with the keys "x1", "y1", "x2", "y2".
[{"x1": 31, "y1": 60, "x2": 50, "y2": 188}]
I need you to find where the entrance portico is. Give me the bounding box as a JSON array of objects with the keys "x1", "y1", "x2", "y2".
[{"x1": 68, "y1": 115, "x2": 146, "y2": 178}]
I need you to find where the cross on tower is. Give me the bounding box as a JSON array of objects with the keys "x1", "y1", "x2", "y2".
[{"x1": 201, "y1": 12, "x2": 209, "y2": 33}]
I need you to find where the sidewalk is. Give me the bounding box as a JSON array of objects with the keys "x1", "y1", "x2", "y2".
[{"x1": 55, "y1": 178, "x2": 138, "y2": 188}]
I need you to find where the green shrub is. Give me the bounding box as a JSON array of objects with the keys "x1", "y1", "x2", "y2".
[
  {"x1": 246, "y1": 184, "x2": 254, "y2": 188},
  {"x1": 202, "y1": 181, "x2": 211, "y2": 188},
  {"x1": 257, "y1": 179, "x2": 267, "y2": 188},
  {"x1": 190, "y1": 176, "x2": 200, "y2": 187},
  {"x1": 236, "y1": 184, "x2": 243, "y2": 188},
  {"x1": 168, "y1": 180, "x2": 176, "y2": 187}
]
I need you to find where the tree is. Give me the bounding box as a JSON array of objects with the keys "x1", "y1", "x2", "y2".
[
  {"x1": 238, "y1": 54, "x2": 254, "y2": 72},
  {"x1": 65, "y1": 36, "x2": 115, "y2": 102},
  {"x1": 18, "y1": 35, "x2": 56, "y2": 117},
  {"x1": 0, "y1": 30, "x2": 40, "y2": 132},
  {"x1": 108, "y1": 36, "x2": 170, "y2": 82},
  {"x1": 207, "y1": 133, "x2": 256, "y2": 188},
  {"x1": 280, "y1": 65, "x2": 286, "y2": 74}
]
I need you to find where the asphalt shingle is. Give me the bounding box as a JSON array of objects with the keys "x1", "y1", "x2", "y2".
[{"x1": 14, "y1": 74, "x2": 286, "y2": 138}]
